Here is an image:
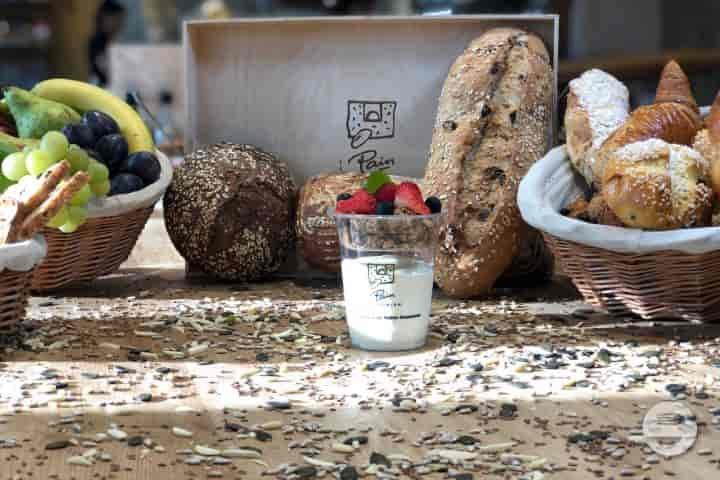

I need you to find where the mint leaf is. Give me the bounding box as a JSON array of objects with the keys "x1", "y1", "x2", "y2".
[{"x1": 365, "y1": 170, "x2": 392, "y2": 194}]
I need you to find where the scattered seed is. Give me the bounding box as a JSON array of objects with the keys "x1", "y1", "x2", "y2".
[
  {"x1": 172, "y1": 427, "x2": 193, "y2": 438},
  {"x1": 46, "y1": 440, "x2": 72, "y2": 450}
]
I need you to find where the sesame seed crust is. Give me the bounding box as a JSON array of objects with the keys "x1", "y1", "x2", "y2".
[
  {"x1": 163, "y1": 143, "x2": 296, "y2": 281},
  {"x1": 423, "y1": 28, "x2": 553, "y2": 298}
]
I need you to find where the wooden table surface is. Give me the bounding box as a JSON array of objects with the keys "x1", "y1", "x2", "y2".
[{"x1": 1, "y1": 269, "x2": 719, "y2": 480}]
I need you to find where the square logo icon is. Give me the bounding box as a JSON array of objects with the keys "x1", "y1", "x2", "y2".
[
  {"x1": 367, "y1": 263, "x2": 395, "y2": 286},
  {"x1": 347, "y1": 100, "x2": 397, "y2": 141}
]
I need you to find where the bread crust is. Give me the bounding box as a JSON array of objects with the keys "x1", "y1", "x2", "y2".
[
  {"x1": 564, "y1": 69, "x2": 629, "y2": 187},
  {"x1": 603, "y1": 139, "x2": 712, "y2": 229},
  {"x1": 423, "y1": 28, "x2": 552, "y2": 298},
  {"x1": 296, "y1": 172, "x2": 367, "y2": 272}
]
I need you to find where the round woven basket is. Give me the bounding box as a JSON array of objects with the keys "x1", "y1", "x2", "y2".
[
  {"x1": 0, "y1": 236, "x2": 46, "y2": 333},
  {"x1": 31, "y1": 150, "x2": 172, "y2": 291},
  {"x1": 519, "y1": 140, "x2": 720, "y2": 323}
]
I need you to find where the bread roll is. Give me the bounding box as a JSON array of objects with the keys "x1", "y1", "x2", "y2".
[
  {"x1": 565, "y1": 69, "x2": 629, "y2": 187},
  {"x1": 594, "y1": 61, "x2": 702, "y2": 188},
  {"x1": 423, "y1": 28, "x2": 553, "y2": 298},
  {"x1": 602, "y1": 139, "x2": 712, "y2": 230},
  {"x1": 692, "y1": 91, "x2": 720, "y2": 196},
  {"x1": 296, "y1": 172, "x2": 367, "y2": 272}
]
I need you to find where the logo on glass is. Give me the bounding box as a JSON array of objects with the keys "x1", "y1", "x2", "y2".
[{"x1": 367, "y1": 263, "x2": 395, "y2": 286}]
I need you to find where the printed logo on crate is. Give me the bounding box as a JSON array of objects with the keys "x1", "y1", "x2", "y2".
[{"x1": 343, "y1": 100, "x2": 397, "y2": 173}]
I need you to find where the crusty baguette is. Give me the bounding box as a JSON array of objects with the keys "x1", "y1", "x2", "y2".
[
  {"x1": 423, "y1": 28, "x2": 553, "y2": 298},
  {"x1": 564, "y1": 69, "x2": 629, "y2": 188},
  {"x1": 16, "y1": 171, "x2": 90, "y2": 240}
]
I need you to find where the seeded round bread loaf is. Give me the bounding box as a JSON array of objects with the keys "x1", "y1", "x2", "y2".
[
  {"x1": 603, "y1": 139, "x2": 712, "y2": 230},
  {"x1": 423, "y1": 28, "x2": 553, "y2": 298},
  {"x1": 163, "y1": 143, "x2": 295, "y2": 281},
  {"x1": 296, "y1": 172, "x2": 367, "y2": 272}
]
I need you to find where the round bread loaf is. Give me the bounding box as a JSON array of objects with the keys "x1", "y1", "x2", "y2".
[
  {"x1": 423, "y1": 28, "x2": 553, "y2": 298},
  {"x1": 603, "y1": 139, "x2": 712, "y2": 230},
  {"x1": 164, "y1": 143, "x2": 295, "y2": 281},
  {"x1": 296, "y1": 172, "x2": 367, "y2": 272}
]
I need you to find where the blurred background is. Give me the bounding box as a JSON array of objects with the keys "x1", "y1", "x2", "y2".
[{"x1": 3, "y1": 0, "x2": 720, "y2": 154}]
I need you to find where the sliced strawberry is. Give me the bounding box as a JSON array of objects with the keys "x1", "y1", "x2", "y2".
[
  {"x1": 395, "y1": 182, "x2": 431, "y2": 215},
  {"x1": 336, "y1": 188, "x2": 377, "y2": 214},
  {"x1": 375, "y1": 182, "x2": 398, "y2": 203}
]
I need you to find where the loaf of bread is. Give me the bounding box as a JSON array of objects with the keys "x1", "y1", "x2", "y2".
[
  {"x1": 423, "y1": 28, "x2": 553, "y2": 298},
  {"x1": 603, "y1": 139, "x2": 712, "y2": 229},
  {"x1": 296, "y1": 172, "x2": 367, "y2": 272},
  {"x1": 564, "y1": 69, "x2": 629, "y2": 188},
  {"x1": 164, "y1": 143, "x2": 295, "y2": 281}
]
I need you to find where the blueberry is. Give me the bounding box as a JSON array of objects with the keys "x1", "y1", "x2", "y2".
[
  {"x1": 81, "y1": 111, "x2": 119, "y2": 140},
  {"x1": 376, "y1": 201, "x2": 394, "y2": 215},
  {"x1": 110, "y1": 173, "x2": 144, "y2": 196},
  {"x1": 425, "y1": 196, "x2": 442, "y2": 213},
  {"x1": 61, "y1": 123, "x2": 95, "y2": 149},
  {"x1": 95, "y1": 134, "x2": 128, "y2": 173},
  {"x1": 120, "y1": 151, "x2": 160, "y2": 185},
  {"x1": 336, "y1": 192, "x2": 352, "y2": 202}
]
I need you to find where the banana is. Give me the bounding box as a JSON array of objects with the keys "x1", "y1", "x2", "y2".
[{"x1": 32, "y1": 79, "x2": 154, "y2": 153}]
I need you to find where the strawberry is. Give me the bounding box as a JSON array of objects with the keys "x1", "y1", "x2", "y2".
[
  {"x1": 394, "y1": 182, "x2": 431, "y2": 215},
  {"x1": 375, "y1": 182, "x2": 398, "y2": 203},
  {"x1": 336, "y1": 188, "x2": 377, "y2": 214}
]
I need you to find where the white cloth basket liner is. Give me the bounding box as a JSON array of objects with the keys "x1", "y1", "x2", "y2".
[
  {"x1": 85, "y1": 149, "x2": 172, "y2": 218},
  {"x1": 518, "y1": 128, "x2": 720, "y2": 255},
  {"x1": 0, "y1": 235, "x2": 47, "y2": 273}
]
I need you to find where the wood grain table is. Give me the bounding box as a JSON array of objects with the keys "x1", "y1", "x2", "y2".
[{"x1": 0, "y1": 269, "x2": 719, "y2": 480}]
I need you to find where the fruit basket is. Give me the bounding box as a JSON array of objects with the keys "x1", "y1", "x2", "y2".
[
  {"x1": 0, "y1": 236, "x2": 46, "y2": 333},
  {"x1": 518, "y1": 144, "x2": 720, "y2": 322},
  {"x1": 31, "y1": 150, "x2": 172, "y2": 291}
]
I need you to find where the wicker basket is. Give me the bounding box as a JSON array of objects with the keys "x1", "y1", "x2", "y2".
[
  {"x1": 519, "y1": 142, "x2": 720, "y2": 323},
  {"x1": 0, "y1": 237, "x2": 47, "y2": 333},
  {"x1": 31, "y1": 150, "x2": 172, "y2": 291}
]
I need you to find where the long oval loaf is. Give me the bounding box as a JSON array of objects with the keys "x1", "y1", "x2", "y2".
[{"x1": 424, "y1": 28, "x2": 553, "y2": 298}]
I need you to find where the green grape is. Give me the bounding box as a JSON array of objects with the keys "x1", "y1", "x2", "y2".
[
  {"x1": 87, "y1": 160, "x2": 109, "y2": 183},
  {"x1": 69, "y1": 184, "x2": 92, "y2": 206},
  {"x1": 67, "y1": 145, "x2": 89, "y2": 172},
  {"x1": 67, "y1": 205, "x2": 88, "y2": 225},
  {"x1": 59, "y1": 220, "x2": 80, "y2": 233},
  {"x1": 26, "y1": 149, "x2": 54, "y2": 176},
  {"x1": 90, "y1": 179, "x2": 110, "y2": 197},
  {"x1": 47, "y1": 206, "x2": 69, "y2": 228},
  {"x1": 2, "y1": 152, "x2": 28, "y2": 181},
  {"x1": 40, "y1": 131, "x2": 69, "y2": 163}
]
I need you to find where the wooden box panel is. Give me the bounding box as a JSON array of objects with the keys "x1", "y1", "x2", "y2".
[{"x1": 184, "y1": 15, "x2": 558, "y2": 184}]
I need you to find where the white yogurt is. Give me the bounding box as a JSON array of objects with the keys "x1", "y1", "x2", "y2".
[{"x1": 340, "y1": 255, "x2": 434, "y2": 351}]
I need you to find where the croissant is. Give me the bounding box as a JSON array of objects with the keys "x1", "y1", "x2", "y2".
[
  {"x1": 692, "y1": 91, "x2": 720, "y2": 196},
  {"x1": 593, "y1": 61, "x2": 703, "y2": 187}
]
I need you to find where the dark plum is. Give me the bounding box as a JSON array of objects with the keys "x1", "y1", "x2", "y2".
[
  {"x1": 61, "y1": 123, "x2": 95, "y2": 149},
  {"x1": 81, "y1": 111, "x2": 119, "y2": 140},
  {"x1": 119, "y1": 151, "x2": 160, "y2": 185},
  {"x1": 110, "y1": 173, "x2": 144, "y2": 196},
  {"x1": 95, "y1": 134, "x2": 128, "y2": 173}
]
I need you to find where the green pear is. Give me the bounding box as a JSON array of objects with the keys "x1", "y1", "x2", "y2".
[{"x1": 4, "y1": 87, "x2": 80, "y2": 139}]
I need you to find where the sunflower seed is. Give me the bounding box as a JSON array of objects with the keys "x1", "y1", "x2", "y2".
[
  {"x1": 195, "y1": 445, "x2": 220, "y2": 456},
  {"x1": 66, "y1": 456, "x2": 93, "y2": 466},
  {"x1": 172, "y1": 427, "x2": 193, "y2": 438},
  {"x1": 221, "y1": 448, "x2": 261, "y2": 459}
]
